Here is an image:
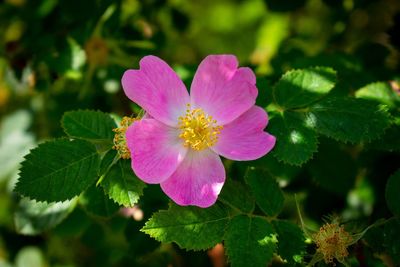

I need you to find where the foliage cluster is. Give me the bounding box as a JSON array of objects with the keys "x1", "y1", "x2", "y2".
[{"x1": 1, "y1": 0, "x2": 400, "y2": 266}]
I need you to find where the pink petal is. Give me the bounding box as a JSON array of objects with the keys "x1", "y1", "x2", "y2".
[
  {"x1": 190, "y1": 55, "x2": 257, "y2": 125},
  {"x1": 160, "y1": 149, "x2": 225, "y2": 208},
  {"x1": 122, "y1": 56, "x2": 190, "y2": 127},
  {"x1": 141, "y1": 112, "x2": 152, "y2": 119},
  {"x1": 126, "y1": 119, "x2": 187, "y2": 184},
  {"x1": 212, "y1": 106, "x2": 276, "y2": 161}
]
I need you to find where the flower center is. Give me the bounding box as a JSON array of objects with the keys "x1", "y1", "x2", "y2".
[
  {"x1": 178, "y1": 104, "x2": 223, "y2": 151},
  {"x1": 113, "y1": 116, "x2": 137, "y2": 159}
]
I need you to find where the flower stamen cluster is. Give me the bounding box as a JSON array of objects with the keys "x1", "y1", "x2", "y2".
[
  {"x1": 313, "y1": 222, "x2": 353, "y2": 264},
  {"x1": 113, "y1": 116, "x2": 137, "y2": 159},
  {"x1": 178, "y1": 104, "x2": 223, "y2": 151}
]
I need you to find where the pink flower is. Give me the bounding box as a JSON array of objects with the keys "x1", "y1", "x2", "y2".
[{"x1": 122, "y1": 55, "x2": 276, "y2": 208}]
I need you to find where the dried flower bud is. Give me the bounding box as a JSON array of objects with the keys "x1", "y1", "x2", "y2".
[{"x1": 313, "y1": 222, "x2": 353, "y2": 264}]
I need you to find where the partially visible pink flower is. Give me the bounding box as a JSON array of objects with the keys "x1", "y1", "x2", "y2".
[{"x1": 122, "y1": 55, "x2": 276, "y2": 208}]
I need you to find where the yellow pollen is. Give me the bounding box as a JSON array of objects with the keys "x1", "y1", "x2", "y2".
[
  {"x1": 112, "y1": 116, "x2": 137, "y2": 159},
  {"x1": 178, "y1": 104, "x2": 223, "y2": 151},
  {"x1": 313, "y1": 222, "x2": 353, "y2": 264}
]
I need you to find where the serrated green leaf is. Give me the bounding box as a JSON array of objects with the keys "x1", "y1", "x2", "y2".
[
  {"x1": 14, "y1": 197, "x2": 77, "y2": 235},
  {"x1": 268, "y1": 111, "x2": 318, "y2": 165},
  {"x1": 273, "y1": 220, "x2": 305, "y2": 264},
  {"x1": 224, "y1": 215, "x2": 277, "y2": 267},
  {"x1": 219, "y1": 179, "x2": 255, "y2": 214},
  {"x1": 81, "y1": 185, "x2": 119, "y2": 218},
  {"x1": 101, "y1": 160, "x2": 146, "y2": 207},
  {"x1": 355, "y1": 82, "x2": 400, "y2": 107},
  {"x1": 273, "y1": 67, "x2": 336, "y2": 109},
  {"x1": 385, "y1": 169, "x2": 400, "y2": 217},
  {"x1": 308, "y1": 97, "x2": 391, "y2": 143},
  {"x1": 141, "y1": 203, "x2": 230, "y2": 250},
  {"x1": 62, "y1": 110, "x2": 116, "y2": 142},
  {"x1": 15, "y1": 139, "x2": 100, "y2": 202},
  {"x1": 245, "y1": 168, "x2": 284, "y2": 217}
]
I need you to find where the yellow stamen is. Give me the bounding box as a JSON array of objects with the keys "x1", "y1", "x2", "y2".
[
  {"x1": 178, "y1": 104, "x2": 223, "y2": 151},
  {"x1": 112, "y1": 116, "x2": 137, "y2": 159},
  {"x1": 313, "y1": 222, "x2": 353, "y2": 264}
]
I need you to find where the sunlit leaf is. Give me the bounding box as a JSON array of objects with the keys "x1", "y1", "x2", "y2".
[
  {"x1": 356, "y1": 82, "x2": 400, "y2": 107},
  {"x1": 273, "y1": 67, "x2": 336, "y2": 109},
  {"x1": 142, "y1": 203, "x2": 230, "y2": 250},
  {"x1": 308, "y1": 97, "x2": 391, "y2": 143},
  {"x1": 14, "y1": 198, "x2": 77, "y2": 235},
  {"x1": 224, "y1": 215, "x2": 277, "y2": 267},
  {"x1": 15, "y1": 246, "x2": 46, "y2": 267},
  {"x1": 101, "y1": 160, "x2": 146, "y2": 207},
  {"x1": 0, "y1": 110, "x2": 35, "y2": 182},
  {"x1": 273, "y1": 220, "x2": 305, "y2": 264},
  {"x1": 268, "y1": 111, "x2": 318, "y2": 165}
]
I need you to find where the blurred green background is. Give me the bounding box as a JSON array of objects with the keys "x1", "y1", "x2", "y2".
[{"x1": 1, "y1": 0, "x2": 400, "y2": 266}]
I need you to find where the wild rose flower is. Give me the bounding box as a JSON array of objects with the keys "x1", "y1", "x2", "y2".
[{"x1": 121, "y1": 55, "x2": 276, "y2": 208}]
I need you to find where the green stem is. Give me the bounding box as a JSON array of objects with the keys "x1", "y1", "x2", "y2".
[{"x1": 96, "y1": 152, "x2": 120, "y2": 186}]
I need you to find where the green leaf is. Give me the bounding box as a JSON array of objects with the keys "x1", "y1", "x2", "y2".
[
  {"x1": 245, "y1": 167, "x2": 284, "y2": 217},
  {"x1": 309, "y1": 138, "x2": 356, "y2": 196},
  {"x1": 14, "y1": 197, "x2": 77, "y2": 235},
  {"x1": 15, "y1": 139, "x2": 100, "y2": 202},
  {"x1": 273, "y1": 220, "x2": 305, "y2": 264},
  {"x1": 355, "y1": 82, "x2": 400, "y2": 107},
  {"x1": 385, "y1": 169, "x2": 400, "y2": 217},
  {"x1": 364, "y1": 224, "x2": 385, "y2": 253},
  {"x1": 308, "y1": 97, "x2": 391, "y2": 143},
  {"x1": 273, "y1": 67, "x2": 336, "y2": 109},
  {"x1": 219, "y1": 179, "x2": 255, "y2": 214},
  {"x1": 383, "y1": 218, "x2": 400, "y2": 264},
  {"x1": 141, "y1": 203, "x2": 230, "y2": 250},
  {"x1": 0, "y1": 110, "x2": 35, "y2": 182},
  {"x1": 224, "y1": 215, "x2": 277, "y2": 267},
  {"x1": 250, "y1": 156, "x2": 301, "y2": 183},
  {"x1": 367, "y1": 123, "x2": 400, "y2": 152},
  {"x1": 61, "y1": 110, "x2": 117, "y2": 141},
  {"x1": 80, "y1": 185, "x2": 119, "y2": 218},
  {"x1": 53, "y1": 208, "x2": 92, "y2": 238},
  {"x1": 268, "y1": 111, "x2": 318, "y2": 165},
  {"x1": 99, "y1": 149, "x2": 118, "y2": 176},
  {"x1": 101, "y1": 160, "x2": 146, "y2": 207}
]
